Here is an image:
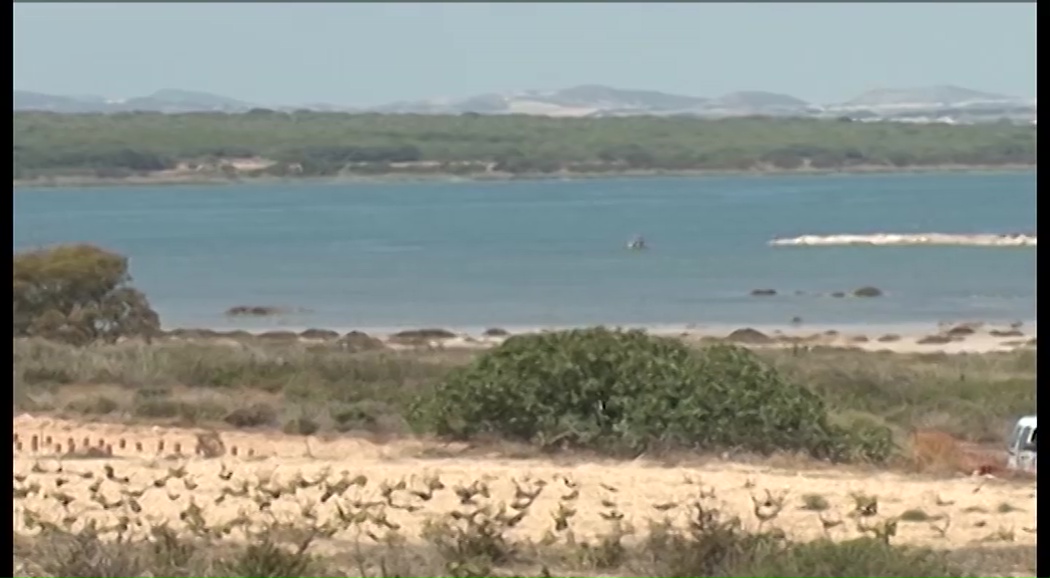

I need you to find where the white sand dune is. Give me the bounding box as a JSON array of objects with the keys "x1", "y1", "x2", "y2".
[{"x1": 770, "y1": 233, "x2": 1036, "y2": 247}]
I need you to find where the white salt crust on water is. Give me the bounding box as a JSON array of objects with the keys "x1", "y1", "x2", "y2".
[{"x1": 770, "y1": 233, "x2": 1037, "y2": 247}]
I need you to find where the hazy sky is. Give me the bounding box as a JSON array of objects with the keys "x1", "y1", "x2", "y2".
[{"x1": 13, "y1": 3, "x2": 1036, "y2": 106}]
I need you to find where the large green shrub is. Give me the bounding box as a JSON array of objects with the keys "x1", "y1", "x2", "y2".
[
  {"x1": 13, "y1": 244, "x2": 160, "y2": 345},
  {"x1": 409, "y1": 327, "x2": 888, "y2": 460}
]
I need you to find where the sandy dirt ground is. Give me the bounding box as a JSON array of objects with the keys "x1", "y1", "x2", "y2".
[{"x1": 13, "y1": 415, "x2": 1037, "y2": 554}]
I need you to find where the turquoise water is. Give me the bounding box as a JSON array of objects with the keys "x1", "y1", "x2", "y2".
[{"x1": 13, "y1": 172, "x2": 1037, "y2": 332}]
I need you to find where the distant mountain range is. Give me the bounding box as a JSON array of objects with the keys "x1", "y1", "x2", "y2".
[
  {"x1": 13, "y1": 88, "x2": 256, "y2": 114},
  {"x1": 13, "y1": 85, "x2": 1036, "y2": 124}
]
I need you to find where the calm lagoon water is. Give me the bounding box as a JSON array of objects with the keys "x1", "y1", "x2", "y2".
[{"x1": 13, "y1": 172, "x2": 1036, "y2": 333}]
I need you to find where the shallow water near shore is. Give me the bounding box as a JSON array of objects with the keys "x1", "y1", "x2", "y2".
[{"x1": 13, "y1": 171, "x2": 1036, "y2": 330}]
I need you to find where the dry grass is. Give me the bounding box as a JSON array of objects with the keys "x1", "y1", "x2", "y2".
[
  {"x1": 13, "y1": 337, "x2": 1035, "y2": 448},
  {"x1": 906, "y1": 430, "x2": 1016, "y2": 477}
]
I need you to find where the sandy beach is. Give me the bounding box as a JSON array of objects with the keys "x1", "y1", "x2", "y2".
[{"x1": 12, "y1": 164, "x2": 1037, "y2": 190}]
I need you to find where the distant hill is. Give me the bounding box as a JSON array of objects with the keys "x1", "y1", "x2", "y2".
[
  {"x1": 372, "y1": 85, "x2": 711, "y2": 116},
  {"x1": 13, "y1": 84, "x2": 1035, "y2": 124},
  {"x1": 13, "y1": 88, "x2": 256, "y2": 114},
  {"x1": 712, "y1": 91, "x2": 810, "y2": 109},
  {"x1": 839, "y1": 85, "x2": 1025, "y2": 110},
  {"x1": 541, "y1": 84, "x2": 708, "y2": 110},
  {"x1": 120, "y1": 89, "x2": 255, "y2": 113},
  {"x1": 14, "y1": 90, "x2": 113, "y2": 113}
]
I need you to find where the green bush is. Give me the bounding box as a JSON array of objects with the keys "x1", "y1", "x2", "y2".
[
  {"x1": 282, "y1": 415, "x2": 320, "y2": 436},
  {"x1": 63, "y1": 395, "x2": 120, "y2": 416},
  {"x1": 640, "y1": 506, "x2": 767, "y2": 576},
  {"x1": 823, "y1": 414, "x2": 898, "y2": 463},
  {"x1": 224, "y1": 402, "x2": 278, "y2": 428},
  {"x1": 27, "y1": 527, "x2": 148, "y2": 578},
  {"x1": 219, "y1": 537, "x2": 318, "y2": 578},
  {"x1": 13, "y1": 244, "x2": 160, "y2": 345},
  {"x1": 134, "y1": 398, "x2": 228, "y2": 423},
  {"x1": 409, "y1": 327, "x2": 888, "y2": 460},
  {"x1": 733, "y1": 537, "x2": 965, "y2": 577},
  {"x1": 640, "y1": 502, "x2": 965, "y2": 577}
]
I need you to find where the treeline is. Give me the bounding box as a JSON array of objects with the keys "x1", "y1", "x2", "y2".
[{"x1": 13, "y1": 111, "x2": 1036, "y2": 179}]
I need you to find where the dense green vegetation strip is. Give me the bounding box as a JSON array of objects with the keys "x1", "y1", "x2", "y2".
[{"x1": 13, "y1": 112, "x2": 1035, "y2": 179}]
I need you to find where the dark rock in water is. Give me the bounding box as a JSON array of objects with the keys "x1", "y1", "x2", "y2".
[
  {"x1": 750, "y1": 289, "x2": 777, "y2": 297},
  {"x1": 830, "y1": 291, "x2": 846, "y2": 298},
  {"x1": 339, "y1": 331, "x2": 385, "y2": 351},
  {"x1": 876, "y1": 334, "x2": 901, "y2": 343},
  {"x1": 392, "y1": 328, "x2": 458, "y2": 340},
  {"x1": 790, "y1": 316, "x2": 803, "y2": 325},
  {"x1": 300, "y1": 328, "x2": 339, "y2": 340},
  {"x1": 725, "y1": 328, "x2": 773, "y2": 344},
  {"x1": 225, "y1": 305, "x2": 286, "y2": 317},
  {"x1": 483, "y1": 327, "x2": 510, "y2": 337},
  {"x1": 850, "y1": 335, "x2": 870, "y2": 343},
  {"x1": 852, "y1": 286, "x2": 883, "y2": 298},
  {"x1": 917, "y1": 334, "x2": 953, "y2": 345},
  {"x1": 990, "y1": 329, "x2": 1025, "y2": 338}
]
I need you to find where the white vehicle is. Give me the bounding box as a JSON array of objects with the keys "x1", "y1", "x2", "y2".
[{"x1": 1006, "y1": 415, "x2": 1037, "y2": 473}]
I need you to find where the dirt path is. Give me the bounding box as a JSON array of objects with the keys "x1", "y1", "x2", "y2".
[{"x1": 13, "y1": 416, "x2": 1037, "y2": 552}]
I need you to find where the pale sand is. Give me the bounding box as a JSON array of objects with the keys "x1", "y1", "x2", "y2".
[
  {"x1": 13, "y1": 416, "x2": 1037, "y2": 553},
  {"x1": 770, "y1": 233, "x2": 1037, "y2": 248},
  {"x1": 359, "y1": 322, "x2": 1036, "y2": 355}
]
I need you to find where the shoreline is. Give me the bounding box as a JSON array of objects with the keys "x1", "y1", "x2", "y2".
[
  {"x1": 12, "y1": 163, "x2": 1036, "y2": 190},
  {"x1": 149, "y1": 320, "x2": 1037, "y2": 355}
]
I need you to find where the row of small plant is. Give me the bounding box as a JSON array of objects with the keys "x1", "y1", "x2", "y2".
[
  {"x1": 15, "y1": 460, "x2": 971, "y2": 578},
  {"x1": 15, "y1": 505, "x2": 972, "y2": 578},
  {"x1": 18, "y1": 515, "x2": 972, "y2": 577}
]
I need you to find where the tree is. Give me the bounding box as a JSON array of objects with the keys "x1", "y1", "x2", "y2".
[{"x1": 13, "y1": 244, "x2": 161, "y2": 345}]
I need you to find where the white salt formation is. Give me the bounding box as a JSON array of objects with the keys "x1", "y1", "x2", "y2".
[{"x1": 770, "y1": 233, "x2": 1036, "y2": 247}]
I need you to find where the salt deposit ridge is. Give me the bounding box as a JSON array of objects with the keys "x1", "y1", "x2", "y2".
[{"x1": 770, "y1": 233, "x2": 1037, "y2": 247}]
